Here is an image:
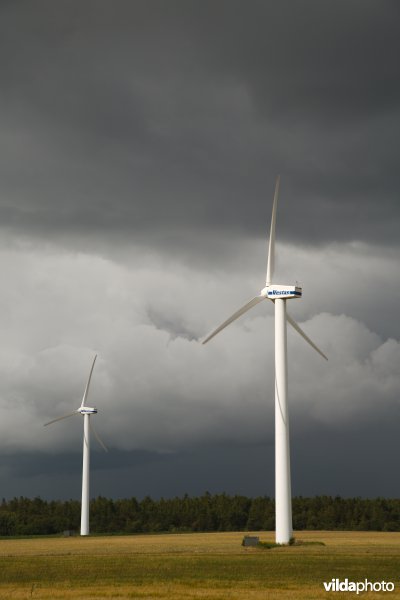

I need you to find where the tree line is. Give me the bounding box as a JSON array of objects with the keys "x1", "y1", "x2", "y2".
[{"x1": 0, "y1": 494, "x2": 399, "y2": 536}]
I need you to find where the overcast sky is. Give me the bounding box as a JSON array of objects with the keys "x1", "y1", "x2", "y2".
[{"x1": 0, "y1": 0, "x2": 399, "y2": 501}]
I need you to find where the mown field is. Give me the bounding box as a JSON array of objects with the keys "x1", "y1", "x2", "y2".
[{"x1": 0, "y1": 531, "x2": 399, "y2": 599}]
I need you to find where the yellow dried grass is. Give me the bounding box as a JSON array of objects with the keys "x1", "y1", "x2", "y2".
[{"x1": 0, "y1": 531, "x2": 399, "y2": 599}]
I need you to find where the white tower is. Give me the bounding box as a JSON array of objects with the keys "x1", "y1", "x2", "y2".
[
  {"x1": 81, "y1": 412, "x2": 91, "y2": 536},
  {"x1": 44, "y1": 354, "x2": 107, "y2": 536},
  {"x1": 203, "y1": 177, "x2": 327, "y2": 544}
]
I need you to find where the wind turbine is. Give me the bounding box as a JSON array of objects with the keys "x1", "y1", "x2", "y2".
[
  {"x1": 203, "y1": 177, "x2": 327, "y2": 544},
  {"x1": 44, "y1": 354, "x2": 107, "y2": 536}
]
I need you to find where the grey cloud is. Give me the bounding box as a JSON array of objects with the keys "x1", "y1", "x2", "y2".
[
  {"x1": 0, "y1": 243, "x2": 398, "y2": 455},
  {"x1": 0, "y1": 1, "x2": 399, "y2": 248}
]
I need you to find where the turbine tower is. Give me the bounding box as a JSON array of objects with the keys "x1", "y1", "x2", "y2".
[
  {"x1": 44, "y1": 354, "x2": 107, "y2": 536},
  {"x1": 203, "y1": 177, "x2": 327, "y2": 544}
]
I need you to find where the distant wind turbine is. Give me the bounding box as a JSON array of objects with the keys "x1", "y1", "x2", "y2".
[
  {"x1": 203, "y1": 177, "x2": 327, "y2": 544},
  {"x1": 44, "y1": 354, "x2": 107, "y2": 536}
]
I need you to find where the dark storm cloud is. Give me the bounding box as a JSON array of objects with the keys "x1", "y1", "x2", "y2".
[
  {"x1": 0, "y1": 0, "x2": 399, "y2": 248},
  {"x1": 4, "y1": 448, "x2": 167, "y2": 478},
  {"x1": 4, "y1": 421, "x2": 400, "y2": 500}
]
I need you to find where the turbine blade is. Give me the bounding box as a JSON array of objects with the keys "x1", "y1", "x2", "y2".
[
  {"x1": 266, "y1": 175, "x2": 280, "y2": 286},
  {"x1": 286, "y1": 313, "x2": 328, "y2": 361},
  {"x1": 89, "y1": 418, "x2": 108, "y2": 452},
  {"x1": 44, "y1": 411, "x2": 78, "y2": 426},
  {"x1": 202, "y1": 296, "x2": 265, "y2": 344},
  {"x1": 81, "y1": 354, "x2": 97, "y2": 408}
]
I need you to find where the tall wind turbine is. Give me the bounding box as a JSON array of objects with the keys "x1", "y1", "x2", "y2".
[
  {"x1": 203, "y1": 177, "x2": 327, "y2": 544},
  {"x1": 44, "y1": 354, "x2": 107, "y2": 536}
]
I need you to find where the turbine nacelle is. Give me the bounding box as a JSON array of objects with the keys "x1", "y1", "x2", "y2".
[
  {"x1": 264, "y1": 284, "x2": 302, "y2": 300},
  {"x1": 78, "y1": 406, "x2": 98, "y2": 415}
]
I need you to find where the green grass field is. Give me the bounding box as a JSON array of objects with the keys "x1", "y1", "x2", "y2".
[{"x1": 0, "y1": 531, "x2": 399, "y2": 599}]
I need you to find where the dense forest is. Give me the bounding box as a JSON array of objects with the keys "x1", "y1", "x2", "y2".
[{"x1": 0, "y1": 494, "x2": 400, "y2": 536}]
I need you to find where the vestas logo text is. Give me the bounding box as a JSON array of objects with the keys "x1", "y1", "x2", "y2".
[{"x1": 268, "y1": 290, "x2": 300, "y2": 296}]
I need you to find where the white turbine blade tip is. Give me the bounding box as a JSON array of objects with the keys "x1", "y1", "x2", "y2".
[
  {"x1": 202, "y1": 296, "x2": 264, "y2": 344},
  {"x1": 81, "y1": 354, "x2": 98, "y2": 407},
  {"x1": 286, "y1": 313, "x2": 328, "y2": 361},
  {"x1": 266, "y1": 176, "x2": 280, "y2": 286}
]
